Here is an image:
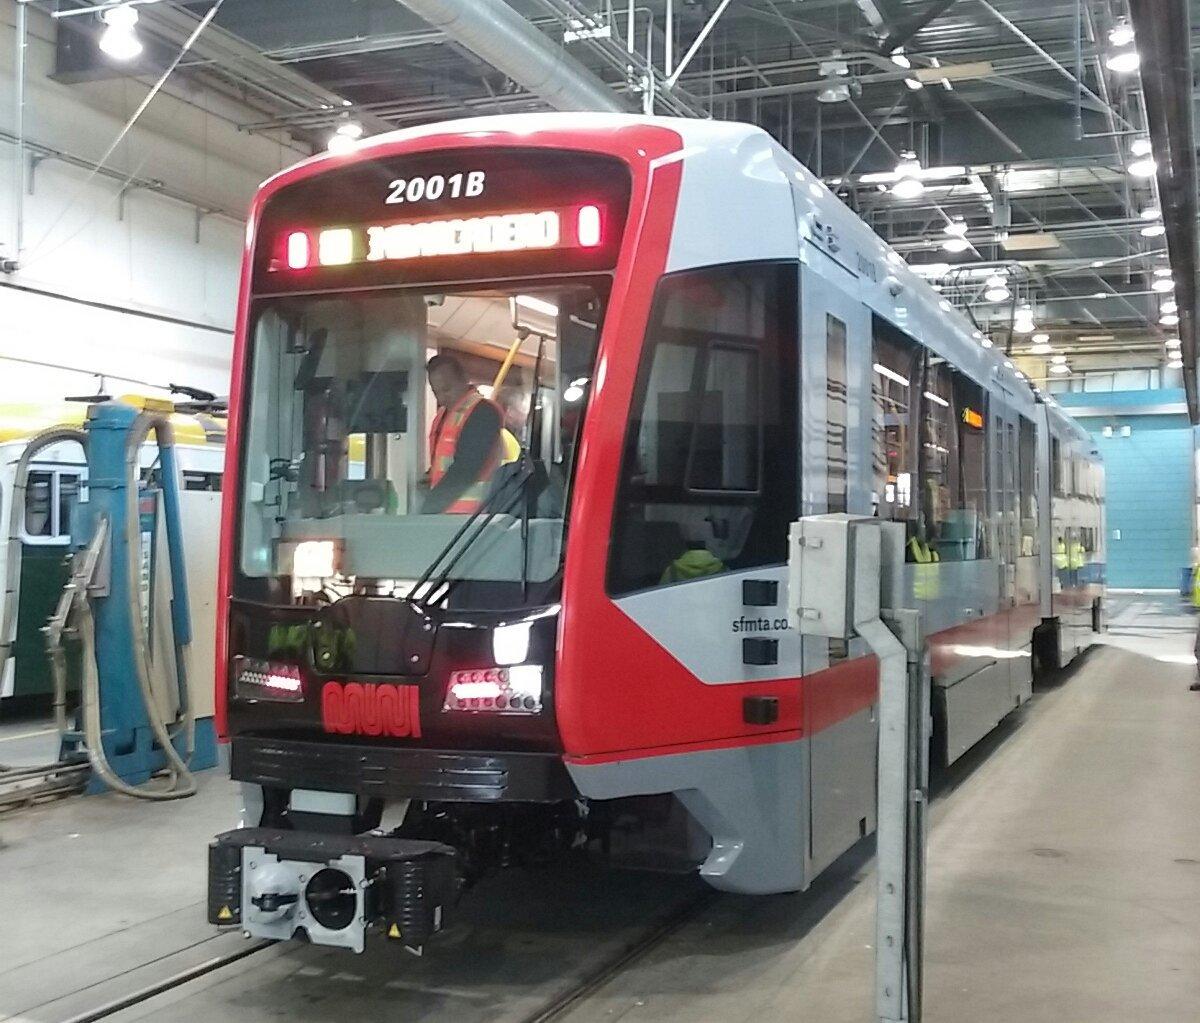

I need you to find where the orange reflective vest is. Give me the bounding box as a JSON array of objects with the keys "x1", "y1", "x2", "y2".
[{"x1": 428, "y1": 389, "x2": 501, "y2": 514}]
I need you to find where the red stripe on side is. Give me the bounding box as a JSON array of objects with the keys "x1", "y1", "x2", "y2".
[{"x1": 804, "y1": 655, "x2": 879, "y2": 735}]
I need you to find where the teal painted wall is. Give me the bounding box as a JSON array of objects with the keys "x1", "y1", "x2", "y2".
[{"x1": 1064, "y1": 392, "x2": 1193, "y2": 589}]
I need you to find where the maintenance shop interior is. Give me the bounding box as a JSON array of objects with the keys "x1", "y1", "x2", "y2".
[{"x1": 1, "y1": 2, "x2": 1198, "y2": 1022}]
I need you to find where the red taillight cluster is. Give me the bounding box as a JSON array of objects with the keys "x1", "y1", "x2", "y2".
[
  {"x1": 443, "y1": 666, "x2": 542, "y2": 714},
  {"x1": 234, "y1": 657, "x2": 304, "y2": 702}
]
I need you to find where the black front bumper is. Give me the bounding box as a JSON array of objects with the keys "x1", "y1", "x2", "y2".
[{"x1": 230, "y1": 736, "x2": 578, "y2": 803}]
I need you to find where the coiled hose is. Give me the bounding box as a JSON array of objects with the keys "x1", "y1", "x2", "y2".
[{"x1": 6, "y1": 414, "x2": 196, "y2": 800}]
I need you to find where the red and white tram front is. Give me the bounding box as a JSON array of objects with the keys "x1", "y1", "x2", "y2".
[{"x1": 211, "y1": 124, "x2": 711, "y2": 950}]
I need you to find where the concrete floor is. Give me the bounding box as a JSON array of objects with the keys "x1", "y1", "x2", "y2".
[
  {"x1": 2, "y1": 595, "x2": 1198, "y2": 1021},
  {"x1": 559, "y1": 594, "x2": 1200, "y2": 1022}
]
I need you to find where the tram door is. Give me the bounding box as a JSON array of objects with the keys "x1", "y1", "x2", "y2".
[
  {"x1": 993, "y1": 404, "x2": 1020, "y2": 691},
  {"x1": 800, "y1": 264, "x2": 876, "y2": 876}
]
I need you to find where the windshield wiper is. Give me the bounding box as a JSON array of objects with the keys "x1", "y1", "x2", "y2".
[{"x1": 408, "y1": 458, "x2": 537, "y2": 610}]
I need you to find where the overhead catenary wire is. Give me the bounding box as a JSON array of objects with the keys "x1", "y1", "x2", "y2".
[{"x1": 22, "y1": 0, "x2": 227, "y2": 267}]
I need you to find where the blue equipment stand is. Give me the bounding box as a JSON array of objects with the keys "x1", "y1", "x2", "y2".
[{"x1": 61, "y1": 402, "x2": 216, "y2": 792}]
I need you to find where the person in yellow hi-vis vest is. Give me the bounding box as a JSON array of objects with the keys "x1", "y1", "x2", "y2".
[
  {"x1": 1068, "y1": 536, "x2": 1086, "y2": 587},
  {"x1": 1054, "y1": 536, "x2": 1069, "y2": 588},
  {"x1": 424, "y1": 354, "x2": 503, "y2": 514},
  {"x1": 661, "y1": 547, "x2": 726, "y2": 584},
  {"x1": 495, "y1": 374, "x2": 530, "y2": 467},
  {"x1": 908, "y1": 533, "x2": 940, "y2": 600}
]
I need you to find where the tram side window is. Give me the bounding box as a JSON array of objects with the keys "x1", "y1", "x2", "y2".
[
  {"x1": 24, "y1": 471, "x2": 52, "y2": 537},
  {"x1": 607, "y1": 262, "x2": 798, "y2": 596},
  {"x1": 918, "y1": 359, "x2": 959, "y2": 557},
  {"x1": 1018, "y1": 416, "x2": 1038, "y2": 555},
  {"x1": 23, "y1": 470, "x2": 83, "y2": 542},
  {"x1": 946, "y1": 373, "x2": 989, "y2": 561},
  {"x1": 871, "y1": 320, "x2": 919, "y2": 525},
  {"x1": 827, "y1": 314, "x2": 848, "y2": 514}
]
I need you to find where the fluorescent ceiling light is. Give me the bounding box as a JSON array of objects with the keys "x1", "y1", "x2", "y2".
[
  {"x1": 873, "y1": 363, "x2": 910, "y2": 387},
  {"x1": 1130, "y1": 138, "x2": 1153, "y2": 157},
  {"x1": 1160, "y1": 313, "x2": 1179, "y2": 326},
  {"x1": 1141, "y1": 223, "x2": 1166, "y2": 237},
  {"x1": 1152, "y1": 277, "x2": 1175, "y2": 292}
]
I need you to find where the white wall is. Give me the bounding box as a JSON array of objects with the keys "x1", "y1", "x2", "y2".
[{"x1": 0, "y1": 1, "x2": 311, "y2": 401}]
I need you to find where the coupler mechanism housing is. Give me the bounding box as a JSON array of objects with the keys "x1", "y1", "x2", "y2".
[{"x1": 209, "y1": 827, "x2": 458, "y2": 953}]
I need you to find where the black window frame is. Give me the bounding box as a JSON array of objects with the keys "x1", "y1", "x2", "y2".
[{"x1": 606, "y1": 260, "x2": 800, "y2": 598}]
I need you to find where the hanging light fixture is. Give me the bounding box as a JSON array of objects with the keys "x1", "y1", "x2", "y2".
[
  {"x1": 1128, "y1": 156, "x2": 1158, "y2": 178},
  {"x1": 1162, "y1": 299, "x2": 1178, "y2": 314},
  {"x1": 1106, "y1": 48, "x2": 1140, "y2": 74},
  {"x1": 1160, "y1": 313, "x2": 1180, "y2": 326},
  {"x1": 942, "y1": 219, "x2": 970, "y2": 253},
  {"x1": 903, "y1": 76, "x2": 924, "y2": 91},
  {"x1": 98, "y1": 4, "x2": 143, "y2": 61},
  {"x1": 1140, "y1": 205, "x2": 1161, "y2": 220},
  {"x1": 327, "y1": 114, "x2": 364, "y2": 153},
  {"x1": 1152, "y1": 276, "x2": 1175, "y2": 293},
  {"x1": 983, "y1": 273, "x2": 1010, "y2": 303},
  {"x1": 891, "y1": 151, "x2": 925, "y2": 199},
  {"x1": 1141, "y1": 223, "x2": 1166, "y2": 237},
  {"x1": 1013, "y1": 303, "x2": 1036, "y2": 334},
  {"x1": 1108, "y1": 21, "x2": 1135, "y2": 47},
  {"x1": 1049, "y1": 362, "x2": 1071, "y2": 375},
  {"x1": 890, "y1": 47, "x2": 911, "y2": 69}
]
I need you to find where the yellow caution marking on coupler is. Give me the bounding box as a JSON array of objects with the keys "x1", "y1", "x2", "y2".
[
  {"x1": 217, "y1": 906, "x2": 234, "y2": 921},
  {"x1": 387, "y1": 923, "x2": 402, "y2": 939}
]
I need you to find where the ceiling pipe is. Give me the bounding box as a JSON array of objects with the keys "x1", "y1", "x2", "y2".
[
  {"x1": 396, "y1": 0, "x2": 631, "y2": 113},
  {"x1": 1131, "y1": 0, "x2": 1199, "y2": 422}
]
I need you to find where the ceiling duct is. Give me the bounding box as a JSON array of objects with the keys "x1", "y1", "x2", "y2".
[{"x1": 397, "y1": 0, "x2": 630, "y2": 113}]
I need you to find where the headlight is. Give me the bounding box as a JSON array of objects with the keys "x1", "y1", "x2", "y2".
[{"x1": 444, "y1": 665, "x2": 543, "y2": 713}]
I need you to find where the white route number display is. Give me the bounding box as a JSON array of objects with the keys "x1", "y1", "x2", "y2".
[{"x1": 384, "y1": 170, "x2": 486, "y2": 205}]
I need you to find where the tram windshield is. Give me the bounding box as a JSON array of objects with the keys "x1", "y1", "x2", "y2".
[{"x1": 237, "y1": 283, "x2": 605, "y2": 610}]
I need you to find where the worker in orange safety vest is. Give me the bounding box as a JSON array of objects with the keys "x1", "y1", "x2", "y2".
[{"x1": 424, "y1": 353, "x2": 503, "y2": 514}]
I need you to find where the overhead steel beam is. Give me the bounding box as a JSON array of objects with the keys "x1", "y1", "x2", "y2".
[
  {"x1": 877, "y1": 0, "x2": 959, "y2": 56},
  {"x1": 396, "y1": 0, "x2": 629, "y2": 112},
  {"x1": 1132, "y1": 0, "x2": 1199, "y2": 421}
]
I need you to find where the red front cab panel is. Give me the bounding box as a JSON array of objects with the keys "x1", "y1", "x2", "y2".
[{"x1": 217, "y1": 118, "x2": 879, "y2": 767}]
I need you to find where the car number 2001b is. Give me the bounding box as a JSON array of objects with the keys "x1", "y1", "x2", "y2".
[{"x1": 385, "y1": 171, "x2": 486, "y2": 205}]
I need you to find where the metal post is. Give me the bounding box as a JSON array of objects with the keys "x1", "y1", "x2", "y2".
[
  {"x1": 788, "y1": 516, "x2": 927, "y2": 1023},
  {"x1": 664, "y1": 0, "x2": 673, "y2": 77},
  {"x1": 12, "y1": 0, "x2": 27, "y2": 264}
]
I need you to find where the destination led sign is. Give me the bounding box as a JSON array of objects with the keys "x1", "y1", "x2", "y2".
[
  {"x1": 252, "y1": 149, "x2": 631, "y2": 292},
  {"x1": 276, "y1": 205, "x2": 603, "y2": 272}
]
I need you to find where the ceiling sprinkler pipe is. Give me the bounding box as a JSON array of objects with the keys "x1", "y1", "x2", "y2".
[{"x1": 397, "y1": 0, "x2": 630, "y2": 112}]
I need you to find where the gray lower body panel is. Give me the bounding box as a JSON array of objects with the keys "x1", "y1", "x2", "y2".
[
  {"x1": 569, "y1": 740, "x2": 809, "y2": 895},
  {"x1": 568, "y1": 715, "x2": 878, "y2": 896}
]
